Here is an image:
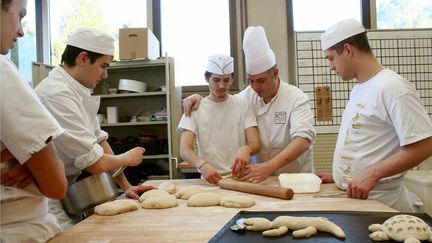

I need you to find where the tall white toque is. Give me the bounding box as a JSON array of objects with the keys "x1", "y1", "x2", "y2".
[{"x1": 243, "y1": 26, "x2": 276, "y2": 75}]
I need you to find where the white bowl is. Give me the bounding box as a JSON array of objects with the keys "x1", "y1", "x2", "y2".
[
  {"x1": 118, "y1": 79, "x2": 147, "y2": 93},
  {"x1": 278, "y1": 173, "x2": 322, "y2": 193}
]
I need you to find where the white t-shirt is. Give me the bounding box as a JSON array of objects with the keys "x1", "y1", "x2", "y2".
[
  {"x1": 177, "y1": 95, "x2": 257, "y2": 173},
  {"x1": 36, "y1": 66, "x2": 108, "y2": 182},
  {"x1": 0, "y1": 55, "x2": 64, "y2": 242},
  {"x1": 333, "y1": 69, "x2": 432, "y2": 189},
  {"x1": 238, "y1": 80, "x2": 315, "y2": 174}
]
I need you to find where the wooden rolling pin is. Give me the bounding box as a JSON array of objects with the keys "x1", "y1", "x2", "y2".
[{"x1": 218, "y1": 179, "x2": 294, "y2": 200}]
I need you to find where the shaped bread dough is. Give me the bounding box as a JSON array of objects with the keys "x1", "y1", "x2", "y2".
[
  {"x1": 138, "y1": 189, "x2": 169, "y2": 202},
  {"x1": 175, "y1": 186, "x2": 204, "y2": 200},
  {"x1": 368, "y1": 214, "x2": 432, "y2": 242},
  {"x1": 244, "y1": 217, "x2": 273, "y2": 231},
  {"x1": 94, "y1": 199, "x2": 138, "y2": 216},
  {"x1": 187, "y1": 192, "x2": 221, "y2": 207},
  {"x1": 272, "y1": 216, "x2": 345, "y2": 239},
  {"x1": 158, "y1": 181, "x2": 176, "y2": 194},
  {"x1": 142, "y1": 195, "x2": 178, "y2": 209},
  {"x1": 220, "y1": 194, "x2": 255, "y2": 208},
  {"x1": 293, "y1": 226, "x2": 318, "y2": 238},
  {"x1": 263, "y1": 226, "x2": 288, "y2": 237}
]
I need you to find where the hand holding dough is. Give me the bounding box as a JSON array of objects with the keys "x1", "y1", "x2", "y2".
[
  {"x1": 220, "y1": 194, "x2": 255, "y2": 208},
  {"x1": 94, "y1": 199, "x2": 138, "y2": 216},
  {"x1": 142, "y1": 195, "x2": 178, "y2": 209},
  {"x1": 244, "y1": 217, "x2": 273, "y2": 231},
  {"x1": 158, "y1": 181, "x2": 176, "y2": 194},
  {"x1": 175, "y1": 186, "x2": 204, "y2": 200},
  {"x1": 139, "y1": 189, "x2": 170, "y2": 202},
  {"x1": 187, "y1": 192, "x2": 221, "y2": 207}
]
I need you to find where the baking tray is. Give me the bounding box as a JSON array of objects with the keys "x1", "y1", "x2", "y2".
[{"x1": 209, "y1": 211, "x2": 432, "y2": 243}]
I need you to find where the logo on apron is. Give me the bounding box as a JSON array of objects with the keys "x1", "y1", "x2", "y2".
[{"x1": 275, "y1": 111, "x2": 286, "y2": 124}]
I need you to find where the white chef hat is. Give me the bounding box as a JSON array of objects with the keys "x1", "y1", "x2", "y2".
[
  {"x1": 321, "y1": 19, "x2": 366, "y2": 51},
  {"x1": 206, "y1": 54, "x2": 234, "y2": 75},
  {"x1": 242, "y1": 26, "x2": 276, "y2": 75},
  {"x1": 67, "y1": 27, "x2": 115, "y2": 56}
]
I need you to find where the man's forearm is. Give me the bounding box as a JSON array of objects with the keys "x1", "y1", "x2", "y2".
[
  {"x1": 267, "y1": 137, "x2": 311, "y2": 172},
  {"x1": 180, "y1": 147, "x2": 206, "y2": 168},
  {"x1": 367, "y1": 136, "x2": 432, "y2": 182}
]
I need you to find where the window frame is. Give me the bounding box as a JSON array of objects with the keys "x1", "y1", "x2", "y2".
[
  {"x1": 154, "y1": 0, "x2": 242, "y2": 92},
  {"x1": 34, "y1": 0, "x2": 428, "y2": 91}
]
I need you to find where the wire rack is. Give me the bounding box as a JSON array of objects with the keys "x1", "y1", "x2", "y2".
[{"x1": 295, "y1": 29, "x2": 432, "y2": 133}]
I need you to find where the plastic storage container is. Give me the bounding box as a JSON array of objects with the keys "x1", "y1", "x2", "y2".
[
  {"x1": 403, "y1": 170, "x2": 432, "y2": 216},
  {"x1": 278, "y1": 173, "x2": 322, "y2": 193}
]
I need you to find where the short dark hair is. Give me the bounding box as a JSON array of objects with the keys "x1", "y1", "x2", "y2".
[
  {"x1": 266, "y1": 64, "x2": 277, "y2": 74},
  {"x1": 1, "y1": 0, "x2": 13, "y2": 11},
  {"x1": 330, "y1": 32, "x2": 372, "y2": 55},
  {"x1": 204, "y1": 71, "x2": 234, "y2": 79},
  {"x1": 61, "y1": 45, "x2": 104, "y2": 66}
]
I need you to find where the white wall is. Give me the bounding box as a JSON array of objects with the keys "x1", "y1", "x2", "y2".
[{"x1": 246, "y1": 0, "x2": 289, "y2": 82}]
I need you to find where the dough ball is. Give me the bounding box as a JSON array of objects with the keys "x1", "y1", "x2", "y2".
[
  {"x1": 94, "y1": 199, "x2": 138, "y2": 216},
  {"x1": 263, "y1": 226, "x2": 288, "y2": 237},
  {"x1": 158, "y1": 181, "x2": 176, "y2": 194},
  {"x1": 220, "y1": 194, "x2": 255, "y2": 208},
  {"x1": 175, "y1": 186, "x2": 204, "y2": 200},
  {"x1": 142, "y1": 195, "x2": 178, "y2": 209},
  {"x1": 138, "y1": 189, "x2": 169, "y2": 202},
  {"x1": 187, "y1": 192, "x2": 221, "y2": 207},
  {"x1": 244, "y1": 217, "x2": 273, "y2": 231}
]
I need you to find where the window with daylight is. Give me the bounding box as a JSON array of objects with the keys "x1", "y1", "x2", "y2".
[
  {"x1": 49, "y1": 0, "x2": 147, "y2": 65},
  {"x1": 161, "y1": 0, "x2": 231, "y2": 87}
]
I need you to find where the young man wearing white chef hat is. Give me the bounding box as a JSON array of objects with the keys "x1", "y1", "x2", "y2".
[
  {"x1": 177, "y1": 54, "x2": 260, "y2": 184},
  {"x1": 183, "y1": 27, "x2": 316, "y2": 183},
  {"x1": 35, "y1": 27, "x2": 155, "y2": 229},
  {"x1": 317, "y1": 19, "x2": 432, "y2": 212},
  {"x1": 1, "y1": 0, "x2": 67, "y2": 242}
]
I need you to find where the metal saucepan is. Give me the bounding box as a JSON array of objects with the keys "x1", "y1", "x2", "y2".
[{"x1": 61, "y1": 167, "x2": 126, "y2": 216}]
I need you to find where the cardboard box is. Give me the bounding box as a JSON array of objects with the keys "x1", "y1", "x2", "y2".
[{"x1": 119, "y1": 28, "x2": 160, "y2": 60}]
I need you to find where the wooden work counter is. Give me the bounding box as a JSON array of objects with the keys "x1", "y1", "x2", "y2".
[{"x1": 49, "y1": 178, "x2": 397, "y2": 243}]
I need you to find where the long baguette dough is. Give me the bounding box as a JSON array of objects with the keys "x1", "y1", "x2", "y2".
[
  {"x1": 94, "y1": 199, "x2": 138, "y2": 216},
  {"x1": 220, "y1": 195, "x2": 255, "y2": 208}
]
